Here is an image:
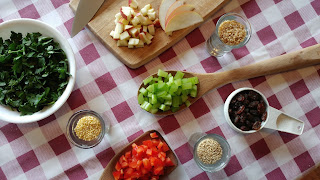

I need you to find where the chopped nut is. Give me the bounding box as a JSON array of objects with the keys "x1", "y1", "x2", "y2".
[
  {"x1": 74, "y1": 115, "x2": 101, "y2": 141},
  {"x1": 218, "y1": 20, "x2": 246, "y2": 46},
  {"x1": 196, "y1": 138, "x2": 223, "y2": 164}
]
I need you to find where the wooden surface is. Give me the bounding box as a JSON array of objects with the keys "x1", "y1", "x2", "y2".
[
  {"x1": 69, "y1": 0, "x2": 229, "y2": 69},
  {"x1": 99, "y1": 130, "x2": 178, "y2": 180},
  {"x1": 140, "y1": 44, "x2": 320, "y2": 116}
]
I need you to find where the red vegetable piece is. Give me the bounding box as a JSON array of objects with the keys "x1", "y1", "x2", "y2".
[
  {"x1": 165, "y1": 157, "x2": 174, "y2": 166},
  {"x1": 150, "y1": 132, "x2": 159, "y2": 138},
  {"x1": 112, "y1": 171, "x2": 122, "y2": 180},
  {"x1": 115, "y1": 161, "x2": 122, "y2": 171}
]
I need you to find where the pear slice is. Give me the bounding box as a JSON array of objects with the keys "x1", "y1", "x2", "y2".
[
  {"x1": 165, "y1": 4, "x2": 195, "y2": 27},
  {"x1": 165, "y1": 11, "x2": 203, "y2": 33},
  {"x1": 165, "y1": 1, "x2": 184, "y2": 22},
  {"x1": 159, "y1": 0, "x2": 176, "y2": 30}
]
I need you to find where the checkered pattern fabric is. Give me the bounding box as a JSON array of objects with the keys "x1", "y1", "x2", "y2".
[{"x1": 1, "y1": 0, "x2": 320, "y2": 179}]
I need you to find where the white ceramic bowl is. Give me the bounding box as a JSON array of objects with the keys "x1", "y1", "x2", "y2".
[
  {"x1": 0, "y1": 19, "x2": 76, "y2": 124},
  {"x1": 224, "y1": 87, "x2": 269, "y2": 134}
]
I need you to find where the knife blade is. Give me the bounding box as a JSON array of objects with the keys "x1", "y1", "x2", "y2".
[{"x1": 71, "y1": 0, "x2": 105, "y2": 37}]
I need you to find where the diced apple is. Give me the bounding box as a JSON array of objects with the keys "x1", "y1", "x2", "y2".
[
  {"x1": 136, "y1": 40, "x2": 144, "y2": 48},
  {"x1": 147, "y1": 24, "x2": 155, "y2": 35},
  {"x1": 129, "y1": 28, "x2": 139, "y2": 38},
  {"x1": 144, "y1": 4, "x2": 152, "y2": 10},
  {"x1": 115, "y1": 13, "x2": 122, "y2": 24},
  {"x1": 118, "y1": 17, "x2": 129, "y2": 25},
  {"x1": 165, "y1": 4, "x2": 196, "y2": 26},
  {"x1": 165, "y1": 1, "x2": 184, "y2": 22},
  {"x1": 153, "y1": 18, "x2": 161, "y2": 28},
  {"x1": 148, "y1": 9, "x2": 155, "y2": 13},
  {"x1": 110, "y1": 30, "x2": 115, "y2": 38},
  {"x1": 117, "y1": 40, "x2": 128, "y2": 46},
  {"x1": 120, "y1": 31, "x2": 131, "y2": 40},
  {"x1": 143, "y1": 26, "x2": 148, "y2": 32},
  {"x1": 120, "y1": 7, "x2": 132, "y2": 20},
  {"x1": 124, "y1": 25, "x2": 133, "y2": 31},
  {"x1": 128, "y1": 38, "x2": 140, "y2": 46},
  {"x1": 147, "y1": 11, "x2": 156, "y2": 20},
  {"x1": 128, "y1": 0, "x2": 138, "y2": 9},
  {"x1": 128, "y1": 44, "x2": 134, "y2": 48},
  {"x1": 139, "y1": 33, "x2": 151, "y2": 44},
  {"x1": 145, "y1": 32, "x2": 153, "y2": 41},
  {"x1": 131, "y1": 16, "x2": 140, "y2": 26},
  {"x1": 142, "y1": 17, "x2": 152, "y2": 25},
  {"x1": 165, "y1": 11, "x2": 203, "y2": 33},
  {"x1": 114, "y1": 23, "x2": 123, "y2": 39},
  {"x1": 159, "y1": 0, "x2": 176, "y2": 30}
]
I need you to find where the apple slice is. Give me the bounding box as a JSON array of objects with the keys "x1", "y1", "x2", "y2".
[
  {"x1": 165, "y1": 4, "x2": 195, "y2": 27},
  {"x1": 128, "y1": 38, "x2": 140, "y2": 46},
  {"x1": 159, "y1": 0, "x2": 177, "y2": 30},
  {"x1": 136, "y1": 40, "x2": 144, "y2": 48},
  {"x1": 128, "y1": 0, "x2": 138, "y2": 9},
  {"x1": 129, "y1": 28, "x2": 139, "y2": 38},
  {"x1": 165, "y1": 11, "x2": 203, "y2": 33},
  {"x1": 165, "y1": 1, "x2": 184, "y2": 22}
]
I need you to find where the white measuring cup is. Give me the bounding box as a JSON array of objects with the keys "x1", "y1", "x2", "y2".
[{"x1": 224, "y1": 87, "x2": 304, "y2": 135}]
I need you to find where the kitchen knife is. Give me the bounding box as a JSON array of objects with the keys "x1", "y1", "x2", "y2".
[{"x1": 71, "y1": 0, "x2": 105, "y2": 37}]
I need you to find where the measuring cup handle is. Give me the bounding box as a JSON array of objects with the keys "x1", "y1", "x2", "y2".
[{"x1": 264, "y1": 107, "x2": 304, "y2": 135}]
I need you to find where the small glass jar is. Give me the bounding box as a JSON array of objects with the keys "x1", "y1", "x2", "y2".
[
  {"x1": 206, "y1": 12, "x2": 252, "y2": 57},
  {"x1": 190, "y1": 133, "x2": 231, "y2": 172},
  {"x1": 66, "y1": 110, "x2": 109, "y2": 149}
]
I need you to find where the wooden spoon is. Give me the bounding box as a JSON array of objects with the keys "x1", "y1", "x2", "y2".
[
  {"x1": 99, "y1": 130, "x2": 178, "y2": 180},
  {"x1": 138, "y1": 44, "x2": 320, "y2": 116}
]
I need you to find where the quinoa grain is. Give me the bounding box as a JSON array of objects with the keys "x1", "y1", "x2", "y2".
[
  {"x1": 218, "y1": 20, "x2": 246, "y2": 46},
  {"x1": 74, "y1": 116, "x2": 101, "y2": 141},
  {"x1": 196, "y1": 138, "x2": 223, "y2": 164}
]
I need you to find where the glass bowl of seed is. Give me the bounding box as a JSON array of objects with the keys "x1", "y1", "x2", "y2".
[
  {"x1": 193, "y1": 134, "x2": 231, "y2": 172},
  {"x1": 66, "y1": 110, "x2": 109, "y2": 149}
]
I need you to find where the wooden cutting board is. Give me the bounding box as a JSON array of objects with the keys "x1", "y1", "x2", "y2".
[{"x1": 69, "y1": 0, "x2": 229, "y2": 69}]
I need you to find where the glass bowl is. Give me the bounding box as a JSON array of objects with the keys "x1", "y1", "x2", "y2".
[
  {"x1": 66, "y1": 110, "x2": 109, "y2": 149},
  {"x1": 193, "y1": 134, "x2": 231, "y2": 172}
]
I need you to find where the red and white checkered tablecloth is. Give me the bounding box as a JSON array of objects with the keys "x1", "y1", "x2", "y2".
[{"x1": 1, "y1": 0, "x2": 320, "y2": 179}]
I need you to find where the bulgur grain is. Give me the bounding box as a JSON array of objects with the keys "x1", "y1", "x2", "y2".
[
  {"x1": 196, "y1": 138, "x2": 222, "y2": 164},
  {"x1": 218, "y1": 20, "x2": 246, "y2": 46},
  {"x1": 74, "y1": 115, "x2": 101, "y2": 141}
]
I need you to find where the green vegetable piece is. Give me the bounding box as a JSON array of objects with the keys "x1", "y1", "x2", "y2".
[
  {"x1": 185, "y1": 100, "x2": 191, "y2": 107},
  {"x1": 151, "y1": 94, "x2": 157, "y2": 104},
  {"x1": 174, "y1": 79, "x2": 181, "y2": 86},
  {"x1": 164, "y1": 100, "x2": 172, "y2": 106},
  {"x1": 190, "y1": 90, "x2": 197, "y2": 98},
  {"x1": 182, "y1": 82, "x2": 192, "y2": 90},
  {"x1": 157, "y1": 69, "x2": 168, "y2": 78},
  {"x1": 146, "y1": 84, "x2": 155, "y2": 93},
  {"x1": 181, "y1": 94, "x2": 188, "y2": 102},
  {"x1": 171, "y1": 107, "x2": 180, "y2": 112},
  {"x1": 159, "y1": 104, "x2": 169, "y2": 111},
  {"x1": 143, "y1": 76, "x2": 153, "y2": 85},
  {"x1": 139, "y1": 87, "x2": 148, "y2": 96},
  {"x1": 138, "y1": 93, "x2": 144, "y2": 104},
  {"x1": 169, "y1": 83, "x2": 178, "y2": 95},
  {"x1": 172, "y1": 96, "x2": 180, "y2": 107},
  {"x1": 150, "y1": 108, "x2": 158, "y2": 114},
  {"x1": 190, "y1": 77, "x2": 199, "y2": 84},
  {"x1": 174, "y1": 71, "x2": 184, "y2": 79},
  {"x1": 157, "y1": 90, "x2": 167, "y2": 97}
]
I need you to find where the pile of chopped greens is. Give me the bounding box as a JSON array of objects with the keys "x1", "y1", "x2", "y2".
[{"x1": 0, "y1": 31, "x2": 70, "y2": 115}]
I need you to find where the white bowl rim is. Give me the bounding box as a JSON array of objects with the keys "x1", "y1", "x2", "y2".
[{"x1": 0, "y1": 18, "x2": 76, "y2": 124}]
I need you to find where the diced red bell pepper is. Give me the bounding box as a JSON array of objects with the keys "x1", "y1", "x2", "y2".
[
  {"x1": 142, "y1": 158, "x2": 151, "y2": 170},
  {"x1": 115, "y1": 161, "x2": 122, "y2": 171},
  {"x1": 112, "y1": 171, "x2": 121, "y2": 180},
  {"x1": 153, "y1": 166, "x2": 164, "y2": 175},
  {"x1": 125, "y1": 151, "x2": 131, "y2": 159},
  {"x1": 162, "y1": 142, "x2": 169, "y2": 152},
  {"x1": 165, "y1": 157, "x2": 175, "y2": 166},
  {"x1": 150, "y1": 132, "x2": 158, "y2": 138}
]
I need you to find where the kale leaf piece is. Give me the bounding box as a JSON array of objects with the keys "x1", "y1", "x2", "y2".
[{"x1": 0, "y1": 31, "x2": 70, "y2": 115}]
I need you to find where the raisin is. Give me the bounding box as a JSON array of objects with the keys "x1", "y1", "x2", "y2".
[
  {"x1": 237, "y1": 94, "x2": 245, "y2": 101},
  {"x1": 261, "y1": 111, "x2": 267, "y2": 121},
  {"x1": 257, "y1": 103, "x2": 266, "y2": 114},
  {"x1": 234, "y1": 115, "x2": 240, "y2": 123},
  {"x1": 236, "y1": 105, "x2": 245, "y2": 114},
  {"x1": 248, "y1": 101, "x2": 259, "y2": 108},
  {"x1": 252, "y1": 121, "x2": 262, "y2": 130},
  {"x1": 250, "y1": 109, "x2": 258, "y2": 115},
  {"x1": 240, "y1": 126, "x2": 249, "y2": 131}
]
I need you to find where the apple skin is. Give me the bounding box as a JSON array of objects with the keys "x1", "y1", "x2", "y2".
[
  {"x1": 165, "y1": 11, "x2": 203, "y2": 33},
  {"x1": 159, "y1": 0, "x2": 177, "y2": 30},
  {"x1": 165, "y1": 4, "x2": 195, "y2": 27}
]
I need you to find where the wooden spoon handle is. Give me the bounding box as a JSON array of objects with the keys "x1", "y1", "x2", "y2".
[
  {"x1": 196, "y1": 44, "x2": 320, "y2": 97},
  {"x1": 223, "y1": 44, "x2": 320, "y2": 84}
]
